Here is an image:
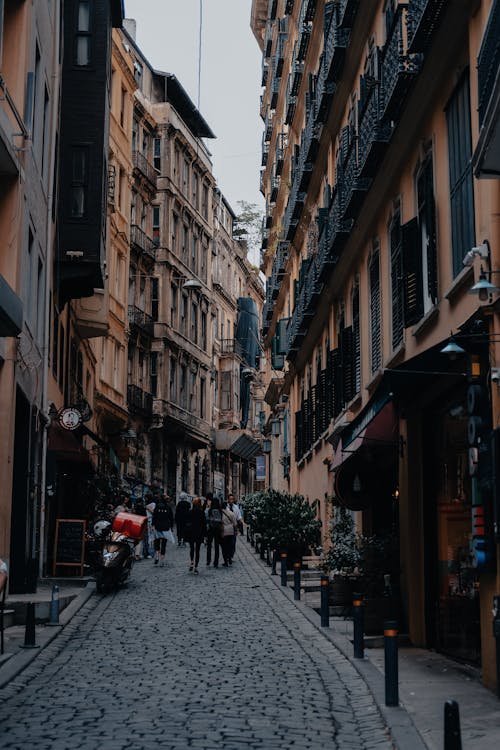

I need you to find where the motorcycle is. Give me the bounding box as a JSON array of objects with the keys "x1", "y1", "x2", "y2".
[{"x1": 93, "y1": 513, "x2": 146, "y2": 594}]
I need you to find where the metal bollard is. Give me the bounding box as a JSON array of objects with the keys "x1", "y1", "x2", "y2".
[
  {"x1": 20, "y1": 602, "x2": 40, "y2": 649},
  {"x1": 352, "y1": 594, "x2": 364, "y2": 659},
  {"x1": 280, "y1": 552, "x2": 288, "y2": 586},
  {"x1": 320, "y1": 575, "x2": 329, "y2": 627},
  {"x1": 47, "y1": 584, "x2": 60, "y2": 626},
  {"x1": 444, "y1": 699, "x2": 462, "y2": 750},
  {"x1": 293, "y1": 562, "x2": 301, "y2": 600},
  {"x1": 384, "y1": 620, "x2": 399, "y2": 706},
  {"x1": 271, "y1": 549, "x2": 278, "y2": 576}
]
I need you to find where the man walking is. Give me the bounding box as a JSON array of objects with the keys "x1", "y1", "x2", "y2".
[
  {"x1": 175, "y1": 491, "x2": 191, "y2": 547},
  {"x1": 227, "y1": 494, "x2": 242, "y2": 561}
]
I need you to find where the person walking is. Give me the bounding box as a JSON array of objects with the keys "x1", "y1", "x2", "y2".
[
  {"x1": 186, "y1": 497, "x2": 207, "y2": 575},
  {"x1": 220, "y1": 501, "x2": 237, "y2": 567},
  {"x1": 132, "y1": 497, "x2": 147, "y2": 560},
  {"x1": 151, "y1": 496, "x2": 174, "y2": 567},
  {"x1": 227, "y1": 494, "x2": 243, "y2": 561},
  {"x1": 206, "y1": 494, "x2": 223, "y2": 568},
  {"x1": 175, "y1": 491, "x2": 191, "y2": 547}
]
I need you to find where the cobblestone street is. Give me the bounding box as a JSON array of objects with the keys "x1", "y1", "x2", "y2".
[{"x1": 0, "y1": 540, "x2": 393, "y2": 749}]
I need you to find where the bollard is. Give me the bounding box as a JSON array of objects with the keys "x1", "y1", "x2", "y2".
[
  {"x1": 280, "y1": 552, "x2": 288, "y2": 586},
  {"x1": 352, "y1": 594, "x2": 364, "y2": 659},
  {"x1": 20, "y1": 602, "x2": 40, "y2": 649},
  {"x1": 444, "y1": 699, "x2": 462, "y2": 750},
  {"x1": 293, "y1": 562, "x2": 301, "y2": 600},
  {"x1": 271, "y1": 549, "x2": 278, "y2": 576},
  {"x1": 320, "y1": 575, "x2": 329, "y2": 627},
  {"x1": 47, "y1": 584, "x2": 60, "y2": 626},
  {"x1": 384, "y1": 620, "x2": 399, "y2": 706}
]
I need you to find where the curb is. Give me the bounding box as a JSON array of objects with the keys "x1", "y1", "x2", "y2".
[
  {"x1": 240, "y1": 540, "x2": 428, "y2": 750},
  {"x1": 0, "y1": 581, "x2": 96, "y2": 690}
]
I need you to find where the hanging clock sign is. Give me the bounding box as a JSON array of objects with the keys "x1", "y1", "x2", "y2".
[{"x1": 58, "y1": 407, "x2": 83, "y2": 431}]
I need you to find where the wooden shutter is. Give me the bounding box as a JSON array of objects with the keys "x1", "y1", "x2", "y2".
[
  {"x1": 369, "y1": 250, "x2": 382, "y2": 373},
  {"x1": 341, "y1": 325, "x2": 354, "y2": 405},
  {"x1": 340, "y1": 125, "x2": 350, "y2": 164},
  {"x1": 402, "y1": 217, "x2": 423, "y2": 327},
  {"x1": 424, "y1": 158, "x2": 438, "y2": 304},
  {"x1": 271, "y1": 335, "x2": 285, "y2": 370},
  {"x1": 333, "y1": 347, "x2": 343, "y2": 417}
]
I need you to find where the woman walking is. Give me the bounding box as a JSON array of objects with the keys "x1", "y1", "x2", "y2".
[
  {"x1": 186, "y1": 496, "x2": 207, "y2": 574},
  {"x1": 220, "y1": 501, "x2": 237, "y2": 567},
  {"x1": 151, "y1": 496, "x2": 174, "y2": 567}
]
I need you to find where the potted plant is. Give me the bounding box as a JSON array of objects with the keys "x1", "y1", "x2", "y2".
[
  {"x1": 322, "y1": 505, "x2": 361, "y2": 608},
  {"x1": 357, "y1": 530, "x2": 400, "y2": 633}
]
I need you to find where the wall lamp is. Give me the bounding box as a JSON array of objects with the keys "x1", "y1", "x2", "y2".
[
  {"x1": 271, "y1": 418, "x2": 281, "y2": 436},
  {"x1": 262, "y1": 438, "x2": 272, "y2": 453},
  {"x1": 468, "y1": 266, "x2": 500, "y2": 301},
  {"x1": 172, "y1": 277, "x2": 202, "y2": 291}
]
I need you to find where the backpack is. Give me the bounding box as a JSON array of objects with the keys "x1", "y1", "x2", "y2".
[{"x1": 207, "y1": 508, "x2": 223, "y2": 531}]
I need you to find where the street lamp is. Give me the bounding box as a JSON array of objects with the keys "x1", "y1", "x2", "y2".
[
  {"x1": 262, "y1": 438, "x2": 272, "y2": 453},
  {"x1": 468, "y1": 267, "x2": 500, "y2": 301},
  {"x1": 271, "y1": 418, "x2": 281, "y2": 436}
]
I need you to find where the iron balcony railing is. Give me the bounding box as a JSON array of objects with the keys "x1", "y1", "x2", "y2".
[
  {"x1": 220, "y1": 339, "x2": 244, "y2": 357},
  {"x1": 477, "y1": 0, "x2": 500, "y2": 127},
  {"x1": 264, "y1": 19, "x2": 274, "y2": 58},
  {"x1": 132, "y1": 150, "x2": 157, "y2": 188},
  {"x1": 285, "y1": 0, "x2": 294, "y2": 15},
  {"x1": 261, "y1": 140, "x2": 270, "y2": 167},
  {"x1": 128, "y1": 305, "x2": 154, "y2": 334},
  {"x1": 380, "y1": 5, "x2": 422, "y2": 123},
  {"x1": 264, "y1": 108, "x2": 274, "y2": 141},
  {"x1": 130, "y1": 224, "x2": 157, "y2": 260},
  {"x1": 357, "y1": 83, "x2": 392, "y2": 179},
  {"x1": 127, "y1": 384, "x2": 153, "y2": 415},
  {"x1": 261, "y1": 58, "x2": 269, "y2": 87},
  {"x1": 317, "y1": 183, "x2": 352, "y2": 281},
  {"x1": 343, "y1": 140, "x2": 371, "y2": 220},
  {"x1": 407, "y1": 0, "x2": 447, "y2": 53},
  {"x1": 338, "y1": 0, "x2": 359, "y2": 29}
]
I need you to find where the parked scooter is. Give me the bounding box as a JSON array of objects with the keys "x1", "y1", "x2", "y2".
[{"x1": 93, "y1": 513, "x2": 146, "y2": 594}]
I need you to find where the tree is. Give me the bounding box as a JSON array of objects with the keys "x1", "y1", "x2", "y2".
[{"x1": 233, "y1": 200, "x2": 263, "y2": 265}]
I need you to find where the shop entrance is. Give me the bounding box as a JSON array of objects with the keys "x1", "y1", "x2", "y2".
[{"x1": 423, "y1": 393, "x2": 481, "y2": 665}]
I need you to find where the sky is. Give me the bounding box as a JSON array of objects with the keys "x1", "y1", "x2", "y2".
[{"x1": 124, "y1": 0, "x2": 265, "y2": 219}]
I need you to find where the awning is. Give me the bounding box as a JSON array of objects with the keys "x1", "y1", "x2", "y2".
[
  {"x1": 331, "y1": 396, "x2": 398, "y2": 471},
  {"x1": 214, "y1": 429, "x2": 261, "y2": 460},
  {"x1": 47, "y1": 424, "x2": 90, "y2": 464}
]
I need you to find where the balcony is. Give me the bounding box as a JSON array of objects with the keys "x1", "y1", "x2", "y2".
[
  {"x1": 302, "y1": 257, "x2": 322, "y2": 317},
  {"x1": 276, "y1": 18, "x2": 288, "y2": 76},
  {"x1": 161, "y1": 399, "x2": 211, "y2": 445},
  {"x1": 220, "y1": 338, "x2": 244, "y2": 357},
  {"x1": 130, "y1": 224, "x2": 157, "y2": 260},
  {"x1": 261, "y1": 59, "x2": 269, "y2": 86},
  {"x1": 274, "y1": 241, "x2": 290, "y2": 279},
  {"x1": 264, "y1": 109, "x2": 274, "y2": 141},
  {"x1": 285, "y1": 80, "x2": 297, "y2": 125},
  {"x1": 128, "y1": 305, "x2": 154, "y2": 336},
  {"x1": 474, "y1": 0, "x2": 500, "y2": 177},
  {"x1": 261, "y1": 140, "x2": 270, "y2": 167},
  {"x1": 265, "y1": 204, "x2": 273, "y2": 228},
  {"x1": 264, "y1": 20, "x2": 273, "y2": 58},
  {"x1": 270, "y1": 174, "x2": 281, "y2": 203},
  {"x1": 291, "y1": 57, "x2": 304, "y2": 96},
  {"x1": 303, "y1": 0, "x2": 317, "y2": 23},
  {"x1": 286, "y1": 293, "x2": 306, "y2": 359},
  {"x1": 285, "y1": 0, "x2": 294, "y2": 14},
  {"x1": 297, "y1": 20, "x2": 312, "y2": 61},
  {"x1": 127, "y1": 384, "x2": 153, "y2": 416},
  {"x1": 270, "y1": 74, "x2": 280, "y2": 110},
  {"x1": 407, "y1": 0, "x2": 447, "y2": 53},
  {"x1": 322, "y1": 4, "x2": 350, "y2": 85},
  {"x1": 338, "y1": 0, "x2": 359, "y2": 29},
  {"x1": 380, "y1": 5, "x2": 423, "y2": 123},
  {"x1": 275, "y1": 133, "x2": 286, "y2": 175},
  {"x1": 318, "y1": 185, "x2": 352, "y2": 281},
  {"x1": 357, "y1": 84, "x2": 392, "y2": 179},
  {"x1": 269, "y1": 0, "x2": 278, "y2": 21},
  {"x1": 316, "y1": 54, "x2": 336, "y2": 123},
  {"x1": 132, "y1": 150, "x2": 157, "y2": 189},
  {"x1": 342, "y1": 142, "x2": 371, "y2": 220}
]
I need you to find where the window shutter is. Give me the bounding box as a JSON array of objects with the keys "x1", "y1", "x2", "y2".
[
  {"x1": 424, "y1": 159, "x2": 438, "y2": 304},
  {"x1": 340, "y1": 125, "x2": 350, "y2": 164},
  {"x1": 369, "y1": 251, "x2": 382, "y2": 373},
  {"x1": 340, "y1": 325, "x2": 354, "y2": 405},
  {"x1": 332, "y1": 347, "x2": 343, "y2": 417},
  {"x1": 319, "y1": 368, "x2": 327, "y2": 433},
  {"x1": 293, "y1": 278, "x2": 299, "y2": 306},
  {"x1": 402, "y1": 217, "x2": 423, "y2": 327},
  {"x1": 276, "y1": 317, "x2": 290, "y2": 354},
  {"x1": 271, "y1": 335, "x2": 285, "y2": 370},
  {"x1": 294, "y1": 409, "x2": 302, "y2": 461}
]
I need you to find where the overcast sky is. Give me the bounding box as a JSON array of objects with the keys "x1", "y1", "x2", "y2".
[{"x1": 125, "y1": 0, "x2": 264, "y2": 218}]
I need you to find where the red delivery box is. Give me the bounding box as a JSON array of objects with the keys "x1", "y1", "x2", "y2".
[{"x1": 112, "y1": 512, "x2": 147, "y2": 540}]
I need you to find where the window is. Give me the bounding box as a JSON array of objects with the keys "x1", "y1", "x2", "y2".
[
  {"x1": 189, "y1": 370, "x2": 196, "y2": 413},
  {"x1": 191, "y1": 232, "x2": 197, "y2": 273},
  {"x1": 120, "y1": 86, "x2": 126, "y2": 129},
  {"x1": 221, "y1": 371, "x2": 231, "y2": 410},
  {"x1": 446, "y1": 73, "x2": 475, "y2": 277},
  {"x1": 200, "y1": 376, "x2": 206, "y2": 419},
  {"x1": 171, "y1": 213, "x2": 178, "y2": 252},
  {"x1": 132, "y1": 120, "x2": 138, "y2": 151},
  {"x1": 390, "y1": 209, "x2": 404, "y2": 350},
  {"x1": 181, "y1": 224, "x2": 188, "y2": 260},
  {"x1": 70, "y1": 147, "x2": 88, "y2": 218},
  {"x1": 36, "y1": 259, "x2": 44, "y2": 343},
  {"x1": 201, "y1": 311, "x2": 207, "y2": 350},
  {"x1": 352, "y1": 278, "x2": 361, "y2": 395},
  {"x1": 200, "y1": 238, "x2": 207, "y2": 282},
  {"x1": 174, "y1": 146, "x2": 180, "y2": 182},
  {"x1": 417, "y1": 154, "x2": 438, "y2": 312},
  {"x1": 181, "y1": 294, "x2": 187, "y2": 335},
  {"x1": 152, "y1": 206, "x2": 160, "y2": 247},
  {"x1": 182, "y1": 159, "x2": 189, "y2": 193},
  {"x1": 170, "y1": 358, "x2": 177, "y2": 401},
  {"x1": 170, "y1": 283, "x2": 177, "y2": 326},
  {"x1": 369, "y1": 244, "x2": 382, "y2": 374},
  {"x1": 191, "y1": 301, "x2": 198, "y2": 344},
  {"x1": 192, "y1": 172, "x2": 199, "y2": 209},
  {"x1": 151, "y1": 278, "x2": 159, "y2": 321},
  {"x1": 75, "y1": 0, "x2": 91, "y2": 66},
  {"x1": 150, "y1": 352, "x2": 158, "y2": 396},
  {"x1": 202, "y1": 183, "x2": 209, "y2": 219},
  {"x1": 153, "y1": 137, "x2": 161, "y2": 172},
  {"x1": 180, "y1": 364, "x2": 187, "y2": 409}
]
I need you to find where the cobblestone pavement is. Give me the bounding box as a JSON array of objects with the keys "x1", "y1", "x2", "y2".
[{"x1": 0, "y1": 539, "x2": 394, "y2": 749}]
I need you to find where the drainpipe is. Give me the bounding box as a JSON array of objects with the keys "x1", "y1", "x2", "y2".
[{"x1": 39, "y1": 5, "x2": 62, "y2": 579}]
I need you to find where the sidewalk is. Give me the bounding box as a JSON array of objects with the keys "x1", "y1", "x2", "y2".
[{"x1": 240, "y1": 539, "x2": 500, "y2": 750}]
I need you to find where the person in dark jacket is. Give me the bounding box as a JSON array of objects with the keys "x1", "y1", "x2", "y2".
[
  {"x1": 175, "y1": 492, "x2": 191, "y2": 547},
  {"x1": 186, "y1": 496, "x2": 207, "y2": 574},
  {"x1": 151, "y1": 497, "x2": 174, "y2": 567},
  {"x1": 205, "y1": 494, "x2": 222, "y2": 568}
]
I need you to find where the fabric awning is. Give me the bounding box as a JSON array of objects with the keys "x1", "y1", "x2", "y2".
[
  {"x1": 47, "y1": 424, "x2": 90, "y2": 464},
  {"x1": 230, "y1": 434, "x2": 261, "y2": 460},
  {"x1": 331, "y1": 397, "x2": 398, "y2": 471}
]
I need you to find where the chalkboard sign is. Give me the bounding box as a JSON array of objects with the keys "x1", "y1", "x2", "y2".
[{"x1": 53, "y1": 519, "x2": 86, "y2": 576}]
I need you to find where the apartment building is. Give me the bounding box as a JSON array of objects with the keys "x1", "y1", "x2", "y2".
[
  {"x1": 252, "y1": 0, "x2": 500, "y2": 690},
  {"x1": 0, "y1": 0, "x2": 61, "y2": 592}
]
